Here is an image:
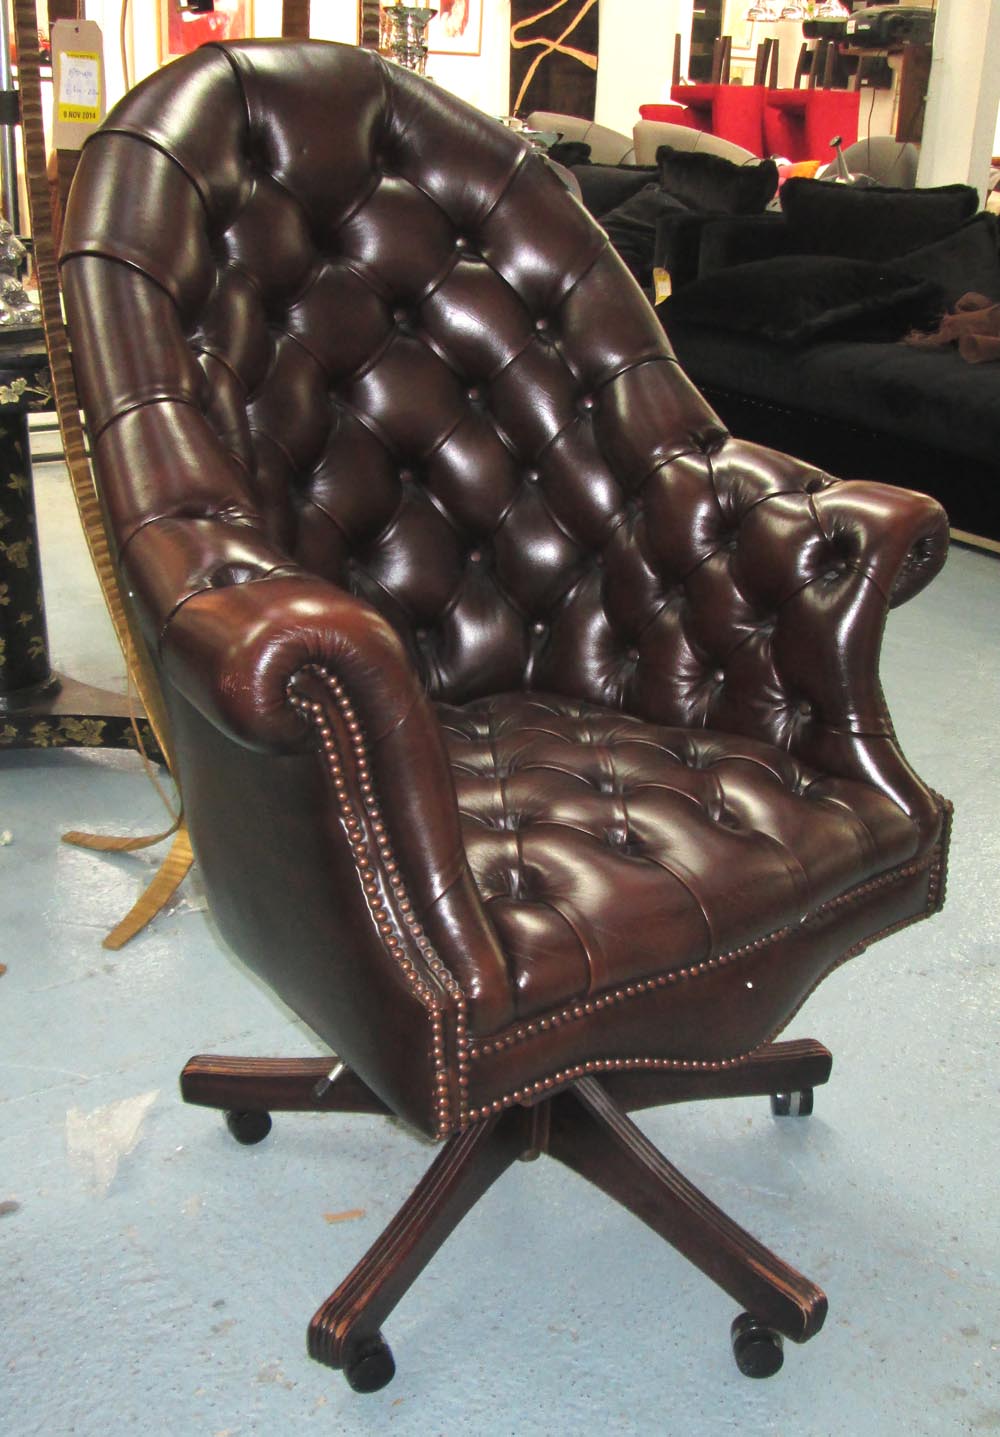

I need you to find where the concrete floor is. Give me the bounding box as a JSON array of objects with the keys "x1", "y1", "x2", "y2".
[{"x1": 3, "y1": 459, "x2": 999, "y2": 1436}]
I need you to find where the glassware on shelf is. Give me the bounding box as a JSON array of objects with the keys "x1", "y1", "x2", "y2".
[
  {"x1": 379, "y1": 4, "x2": 437, "y2": 76},
  {"x1": 750, "y1": 0, "x2": 850, "y2": 21},
  {"x1": 0, "y1": 220, "x2": 40, "y2": 328}
]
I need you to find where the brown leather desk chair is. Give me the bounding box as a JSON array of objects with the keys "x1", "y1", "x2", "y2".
[{"x1": 60, "y1": 40, "x2": 950, "y2": 1393}]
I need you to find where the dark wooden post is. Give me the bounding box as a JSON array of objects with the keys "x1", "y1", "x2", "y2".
[
  {"x1": 359, "y1": 1, "x2": 382, "y2": 48},
  {"x1": 0, "y1": 346, "x2": 57, "y2": 708},
  {"x1": 282, "y1": 0, "x2": 311, "y2": 38}
]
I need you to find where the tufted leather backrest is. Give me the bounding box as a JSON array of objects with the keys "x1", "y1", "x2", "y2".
[
  {"x1": 62, "y1": 39, "x2": 944, "y2": 769},
  {"x1": 59, "y1": 39, "x2": 739, "y2": 707}
]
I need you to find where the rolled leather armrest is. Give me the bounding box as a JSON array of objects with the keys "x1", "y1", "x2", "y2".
[
  {"x1": 157, "y1": 573, "x2": 426, "y2": 755},
  {"x1": 711, "y1": 442, "x2": 949, "y2": 731},
  {"x1": 686, "y1": 438, "x2": 949, "y2": 831},
  {"x1": 810, "y1": 477, "x2": 949, "y2": 610},
  {"x1": 155, "y1": 569, "x2": 513, "y2": 1026}
]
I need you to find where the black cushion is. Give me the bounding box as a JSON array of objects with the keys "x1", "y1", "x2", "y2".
[
  {"x1": 546, "y1": 139, "x2": 591, "y2": 167},
  {"x1": 780, "y1": 179, "x2": 980, "y2": 261},
  {"x1": 656, "y1": 144, "x2": 778, "y2": 215},
  {"x1": 655, "y1": 211, "x2": 787, "y2": 297},
  {"x1": 653, "y1": 212, "x2": 720, "y2": 293},
  {"x1": 695, "y1": 213, "x2": 793, "y2": 276},
  {"x1": 572, "y1": 163, "x2": 657, "y2": 218},
  {"x1": 886, "y1": 213, "x2": 1000, "y2": 306},
  {"x1": 599, "y1": 183, "x2": 688, "y2": 288},
  {"x1": 662, "y1": 254, "x2": 944, "y2": 346}
]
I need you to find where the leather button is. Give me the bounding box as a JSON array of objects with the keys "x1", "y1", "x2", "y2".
[
  {"x1": 626, "y1": 647, "x2": 640, "y2": 663},
  {"x1": 466, "y1": 387, "x2": 480, "y2": 403},
  {"x1": 524, "y1": 469, "x2": 539, "y2": 484},
  {"x1": 468, "y1": 549, "x2": 483, "y2": 564},
  {"x1": 579, "y1": 395, "x2": 594, "y2": 411},
  {"x1": 798, "y1": 699, "x2": 812, "y2": 716},
  {"x1": 392, "y1": 307, "x2": 408, "y2": 324},
  {"x1": 532, "y1": 621, "x2": 546, "y2": 635},
  {"x1": 714, "y1": 669, "x2": 724, "y2": 684},
  {"x1": 535, "y1": 316, "x2": 549, "y2": 332},
  {"x1": 454, "y1": 235, "x2": 468, "y2": 250},
  {"x1": 399, "y1": 468, "x2": 413, "y2": 484}
]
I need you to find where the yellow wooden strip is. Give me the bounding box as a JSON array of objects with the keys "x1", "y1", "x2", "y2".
[
  {"x1": 14, "y1": 0, "x2": 190, "y2": 944},
  {"x1": 950, "y1": 527, "x2": 1000, "y2": 556},
  {"x1": 62, "y1": 821, "x2": 180, "y2": 854},
  {"x1": 13, "y1": 0, "x2": 176, "y2": 772},
  {"x1": 102, "y1": 830, "x2": 195, "y2": 952}
]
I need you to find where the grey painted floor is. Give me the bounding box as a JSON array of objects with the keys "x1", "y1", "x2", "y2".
[{"x1": 3, "y1": 461, "x2": 999, "y2": 1436}]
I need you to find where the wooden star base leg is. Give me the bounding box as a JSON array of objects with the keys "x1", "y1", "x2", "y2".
[
  {"x1": 308, "y1": 1107, "x2": 532, "y2": 1391},
  {"x1": 179, "y1": 1054, "x2": 393, "y2": 1117},
  {"x1": 280, "y1": 1057, "x2": 829, "y2": 1391},
  {"x1": 547, "y1": 1076, "x2": 827, "y2": 1344},
  {"x1": 600, "y1": 1038, "x2": 833, "y2": 1112}
]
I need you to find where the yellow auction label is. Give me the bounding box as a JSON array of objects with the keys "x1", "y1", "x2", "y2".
[
  {"x1": 56, "y1": 51, "x2": 101, "y2": 124},
  {"x1": 652, "y1": 267, "x2": 673, "y2": 305}
]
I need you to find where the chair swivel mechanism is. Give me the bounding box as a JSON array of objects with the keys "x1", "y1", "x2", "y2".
[{"x1": 60, "y1": 40, "x2": 951, "y2": 1392}]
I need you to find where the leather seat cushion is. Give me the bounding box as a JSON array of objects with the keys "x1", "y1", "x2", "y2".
[{"x1": 439, "y1": 692, "x2": 919, "y2": 1023}]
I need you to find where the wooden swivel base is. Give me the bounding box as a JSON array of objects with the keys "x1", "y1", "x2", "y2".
[{"x1": 180, "y1": 1039, "x2": 833, "y2": 1391}]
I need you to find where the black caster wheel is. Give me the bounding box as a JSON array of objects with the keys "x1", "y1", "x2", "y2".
[
  {"x1": 344, "y1": 1332, "x2": 396, "y2": 1393},
  {"x1": 225, "y1": 1109, "x2": 272, "y2": 1145},
  {"x1": 770, "y1": 1088, "x2": 813, "y2": 1117},
  {"x1": 731, "y1": 1312, "x2": 784, "y2": 1378}
]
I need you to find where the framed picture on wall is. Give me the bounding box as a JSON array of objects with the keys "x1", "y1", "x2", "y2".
[
  {"x1": 427, "y1": 0, "x2": 483, "y2": 57},
  {"x1": 159, "y1": 1, "x2": 254, "y2": 63}
]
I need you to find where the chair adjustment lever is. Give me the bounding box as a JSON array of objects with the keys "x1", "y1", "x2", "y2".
[{"x1": 313, "y1": 1059, "x2": 347, "y2": 1101}]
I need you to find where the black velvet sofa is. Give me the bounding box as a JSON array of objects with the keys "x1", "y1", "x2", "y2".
[
  {"x1": 567, "y1": 144, "x2": 779, "y2": 295},
  {"x1": 571, "y1": 152, "x2": 1000, "y2": 545},
  {"x1": 656, "y1": 179, "x2": 1000, "y2": 545}
]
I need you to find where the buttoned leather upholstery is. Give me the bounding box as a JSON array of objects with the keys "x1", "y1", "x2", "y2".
[{"x1": 60, "y1": 40, "x2": 950, "y2": 1139}]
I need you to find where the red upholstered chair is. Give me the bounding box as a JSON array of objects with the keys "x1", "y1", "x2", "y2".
[
  {"x1": 764, "y1": 87, "x2": 861, "y2": 163},
  {"x1": 638, "y1": 99, "x2": 702, "y2": 132},
  {"x1": 643, "y1": 91, "x2": 768, "y2": 157},
  {"x1": 60, "y1": 40, "x2": 951, "y2": 1393}
]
